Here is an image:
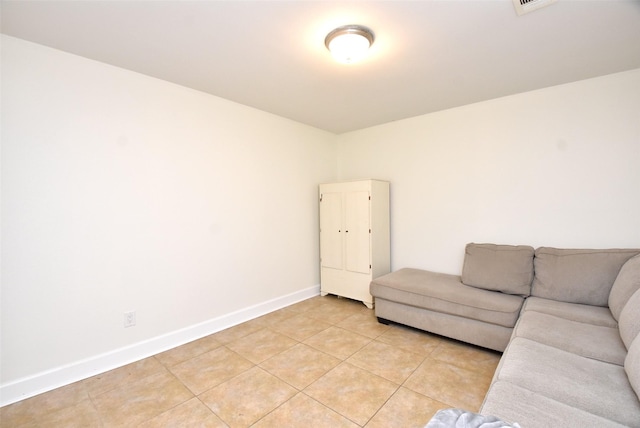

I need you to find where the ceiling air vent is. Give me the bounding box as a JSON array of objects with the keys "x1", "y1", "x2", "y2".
[{"x1": 513, "y1": 0, "x2": 557, "y2": 16}]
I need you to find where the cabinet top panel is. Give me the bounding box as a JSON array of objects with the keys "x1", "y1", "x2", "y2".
[
  {"x1": 319, "y1": 180, "x2": 389, "y2": 194},
  {"x1": 320, "y1": 179, "x2": 389, "y2": 186}
]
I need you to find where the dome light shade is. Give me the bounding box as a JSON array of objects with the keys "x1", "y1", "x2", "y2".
[{"x1": 325, "y1": 25, "x2": 374, "y2": 63}]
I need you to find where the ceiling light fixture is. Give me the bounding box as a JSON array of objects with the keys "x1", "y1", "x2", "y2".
[{"x1": 324, "y1": 25, "x2": 375, "y2": 64}]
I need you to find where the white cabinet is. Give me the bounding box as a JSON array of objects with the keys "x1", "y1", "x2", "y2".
[{"x1": 319, "y1": 180, "x2": 390, "y2": 308}]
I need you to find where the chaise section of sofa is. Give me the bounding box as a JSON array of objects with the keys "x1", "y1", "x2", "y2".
[
  {"x1": 370, "y1": 244, "x2": 534, "y2": 352},
  {"x1": 371, "y1": 268, "x2": 525, "y2": 352}
]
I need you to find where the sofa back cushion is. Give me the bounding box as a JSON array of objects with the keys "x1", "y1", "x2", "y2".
[
  {"x1": 461, "y1": 243, "x2": 534, "y2": 296},
  {"x1": 619, "y1": 288, "x2": 640, "y2": 350},
  {"x1": 531, "y1": 247, "x2": 640, "y2": 306},
  {"x1": 609, "y1": 253, "x2": 640, "y2": 321}
]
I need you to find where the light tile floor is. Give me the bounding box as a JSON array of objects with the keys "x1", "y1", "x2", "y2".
[{"x1": 1, "y1": 295, "x2": 502, "y2": 427}]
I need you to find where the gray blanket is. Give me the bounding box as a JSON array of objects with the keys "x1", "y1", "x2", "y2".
[{"x1": 425, "y1": 408, "x2": 521, "y2": 428}]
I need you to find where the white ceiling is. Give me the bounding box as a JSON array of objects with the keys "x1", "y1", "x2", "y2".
[{"x1": 2, "y1": 0, "x2": 640, "y2": 134}]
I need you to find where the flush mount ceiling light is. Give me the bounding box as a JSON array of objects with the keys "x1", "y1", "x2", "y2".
[{"x1": 324, "y1": 25, "x2": 375, "y2": 64}]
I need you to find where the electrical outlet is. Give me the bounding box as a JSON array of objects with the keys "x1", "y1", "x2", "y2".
[{"x1": 124, "y1": 311, "x2": 136, "y2": 328}]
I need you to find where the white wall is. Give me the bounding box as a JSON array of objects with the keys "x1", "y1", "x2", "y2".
[
  {"x1": 1, "y1": 36, "x2": 336, "y2": 401},
  {"x1": 337, "y1": 69, "x2": 640, "y2": 274}
]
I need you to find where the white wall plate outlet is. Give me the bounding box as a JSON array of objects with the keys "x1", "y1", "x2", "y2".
[{"x1": 124, "y1": 311, "x2": 136, "y2": 328}]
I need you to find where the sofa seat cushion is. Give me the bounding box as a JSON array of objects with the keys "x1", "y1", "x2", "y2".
[
  {"x1": 493, "y1": 337, "x2": 640, "y2": 427},
  {"x1": 626, "y1": 336, "x2": 640, "y2": 400},
  {"x1": 512, "y1": 311, "x2": 626, "y2": 365},
  {"x1": 461, "y1": 243, "x2": 534, "y2": 296},
  {"x1": 370, "y1": 268, "x2": 524, "y2": 328},
  {"x1": 481, "y1": 381, "x2": 630, "y2": 428},
  {"x1": 522, "y1": 296, "x2": 617, "y2": 327},
  {"x1": 531, "y1": 247, "x2": 640, "y2": 306}
]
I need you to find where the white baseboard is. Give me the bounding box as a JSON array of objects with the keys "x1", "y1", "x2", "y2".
[{"x1": 0, "y1": 285, "x2": 320, "y2": 407}]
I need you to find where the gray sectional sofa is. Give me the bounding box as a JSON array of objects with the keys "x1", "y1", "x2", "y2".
[{"x1": 370, "y1": 244, "x2": 640, "y2": 427}]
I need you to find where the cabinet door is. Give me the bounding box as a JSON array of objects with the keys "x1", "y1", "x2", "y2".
[
  {"x1": 345, "y1": 191, "x2": 371, "y2": 274},
  {"x1": 320, "y1": 192, "x2": 343, "y2": 270}
]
